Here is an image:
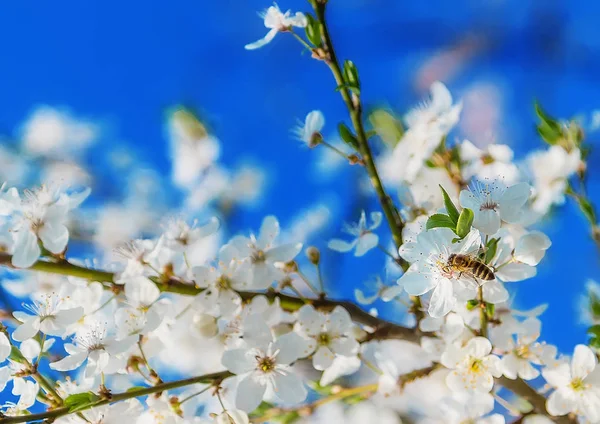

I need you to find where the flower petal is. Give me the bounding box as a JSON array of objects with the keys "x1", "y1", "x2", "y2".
[
  {"x1": 49, "y1": 351, "x2": 88, "y2": 371},
  {"x1": 12, "y1": 229, "x2": 41, "y2": 268},
  {"x1": 222, "y1": 349, "x2": 257, "y2": 375},
  {"x1": 428, "y1": 278, "x2": 455, "y2": 318},
  {"x1": 272, "y1": 371, "x2": 307, "y2": 404},
  {"x1": 327, "y1": 238, "x2": 356, "y2": 253},
  {"x1": 38, "y1": 222, "x2": 69, "y2": 254},
  {"x1": 244, "y1": 29, "x2": 278, "y2": 51},
  {"x1": 235, "y1": 374, "x2": 266, "y2": 412},
  {"x1": 354, "y1": 233, "x2": 378, "y2": 257},
  {"x1": 258, "y1": 215, "x2": 280, "y2": 249},
  {"x1": 572, "y1": 344, "x2": 596, "y2": 380},
  {"x1": 12, "y1": 317, "x2": 41, "y2": 342},
  {"x1": 313, "y1": 346, "x2": 334, "y2": 370},
  {"x1": 266, "y1": 243, "x2": 302, "y2": 262},
  {"x1": 399, "y1": 267, "x2": 437, "y2": 296}
]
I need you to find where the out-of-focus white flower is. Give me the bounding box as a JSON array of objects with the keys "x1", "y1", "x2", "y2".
[
  {"x1": 4, "y1": 185, "x2": 90, "y2": 268},
  {"x1": 499, "y1": 318, "x2": 556, "y2": 380},
  {"x1": 441, "y1": 337, "x2": 501, "y2": 393},
  {"x1": 459, "y1": 140, "x2": 520, "y2": 184},
  {"x1": 168, "y1": 108, "x2": 221, "y2": 189},
  {"x1": 221, "y1": 316, "x2": 307, "y2": 411},
  {"x1": 62, "y1": 399, "x2": 143, "y2": 424},
  {"x1": 293, "y1": 305, "x2": 359, "y2": 370},
  {"x1": 380, "y1": 81, "x2": 461, "y2": 184},
  {"x1": 245, "y1": 4, "x2": 307, "y2": 50},
  {"x1": 328, "y1": 211, "x2": 382, "y2": 257},
  {"x1": 50, "y1": 325, "x2": 136, "y2": 378},
  {"x1": 20, "y1": 106, "x2": 97, "y2": 157},
  {"x1": 12, "y1": 294, "x2": 83, "y2": 341},
  {"x1": 459, "y1": 181, "x2": 530, "y2": 235},
  {"x1": 293, "y1": 111, "x2": 325, "y2": 147},
  {"x1": 354, "y1": 275, "x2": 403, "y2": 305},
  {"x1": 433, "y1": 392, "x2": 504, "y2": 424},
  {"x1": 397, "y1": 167, "x2": 458, "y2": 220},
  {"x1": 161, "y1": 217, "x2": 219, "y2": 253},
  {"x1": 398, "y1": 228, "x2": 484, "y2": 317},
  {"x1": 526, "y1": 145, "x2": 582, "y2": 214},
  {"x1": 543, "y1": 344, "x2": 600, "y2": 421},
  {"x1": 114, "y1": 276, "x2": 164, "y2": 338},
  {"x1": 229, "y1": 216, "x2": 302, "y2": 290}
]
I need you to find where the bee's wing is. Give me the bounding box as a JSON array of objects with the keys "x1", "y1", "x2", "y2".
[{"x1": 456, "y1": 273, "x2": 481, "y2": 290}]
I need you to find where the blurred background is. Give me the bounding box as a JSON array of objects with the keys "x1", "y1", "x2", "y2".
[{"x1": 0, "y1": 0, "x2": 598, "y2": 373}]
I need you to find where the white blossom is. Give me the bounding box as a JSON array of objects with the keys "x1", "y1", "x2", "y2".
[
  {"x1": 245, "y1": 4, "x2": 307, "y2": 50},
  {"x1": 441, "y1": 337, "x2": 502, "y2": 393},
  {"x1": 293, "y1": 111, "x2": 325, "y2": 147},
  {"x1": 328, "y1": 211, "x2": 382, "y2": 257},
  {"x1": 543, "y1": 344, "x2": 600, "y2": 421}
]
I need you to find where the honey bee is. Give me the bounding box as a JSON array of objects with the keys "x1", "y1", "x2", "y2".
[{"x1": 445, "y1": 253, "x2": 495, "y2": 282}]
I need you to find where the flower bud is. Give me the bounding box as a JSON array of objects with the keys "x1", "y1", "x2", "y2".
[
  {"x1": 305, "y1": 246, "x2": 320, "y2": 265},
  {"x1": 193, "y1": 313, "x2": 218, "y2": 338}
]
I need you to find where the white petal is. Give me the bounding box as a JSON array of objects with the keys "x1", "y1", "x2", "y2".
[
  {"x1": 222, "y1": 349, "x2": 257, "y2": 375},
  {"x1": 274, "y1": 332, "x2": 310, "y2": 364},
  {"x1": 242, "y1": 315, "x2": 272, "y2": 349},
  {"x1": 192, "y1": 266, "x2": 218, "y2": 288},
  {"x1": 354, "y1": 233, "x2": 378, "y2": 257},
  {"x1": 496, "y1": 263, "x2": 536, "y2": 282},
  {"x1": 53, "y1": 307, "x2": 84, "y2": 328},
  {"x1": 12, "y1": 317, "x2": 40, "y2": 342},
  {"x1": 258, "y1": 215, "x2": 280, "y2": 249},
  {"x1": 328, "y1": 306, "x2": 353, "y2": 334},
  {"x1": 235, "y1": 374, "x2": 266, "y2": 412},
  {"x1": 12, "y1": 229, "x2": 41, "y2": 268},
  {"x1": 399, "y1": 267, "x2": 437, "y2": 296},
  {"x1": 499, "y1": 183, "x2": 531, "y2": 222},
  {"x1": 429, "y1": 81, "x2": 453, "y2": 114},
  {"x1": 466, "y1": 337, "x2": 492, "y2": 358},
  {"x1": 380, "y1": 284, "x2": 403, "y2": 302},
  {"x1": 482, "y1": 280, "x2": 509, "y2": 304},
  {"x1": 542, "y1": 362, "x2": 571, "y2": 388},
  {"x1": 514, "y1": 231, "x2": 551, "y2": 266},
  {"x1": 330, "y1": 337, "x2": 359, "y2": 357},
  {"x1": 313, "y1": 346, "x2": 334, "y2": 370},
  {"x1": 572, "y1": 344, "x2": 596, "y2": 380},
  {"x1": 38, "y1": 222, "x2": 69, "y2": 254},
  {"x1": 319, "y1": 356, "x2": 361, "y2": 386},
  {"x1": 460, "y1": 190, "x2": 480, "y2": 211},
  {"x1": 474, "y1": 209, "x2": 501, "y2": 235},
  {"x1": 0, "y1": 333, "x2": 11, "y2": 362},
  {"x1": 327, "y1": 238, "x2": 357, "y2": 253},
  {"x1": 272, "y1": 371, "x2": 307, "y2": 404},
  {"x1": 49, "y1": 351, "x2": 88, "y2": 371},
  {"x1": 546, "y1": 388, "x2": 576, "y2": 416},
  {"x1": 297, "y1": 305, "x2": 325, "y2": 337},
  {"x1": 428, "y1": 278, "x2": 455, "y2": 318},
  {"x1": 266, "y1": 242, "x2": 302, "y2": 262},
  {"x1": 244, "y1": 29, "x2": 278, "y2": 50},
  {"x1": 305, "y1": 110, "x2": 325, "y2": 134},
  {"x1": 369, "y1": 212, "x2": 383, "y2": 229}
]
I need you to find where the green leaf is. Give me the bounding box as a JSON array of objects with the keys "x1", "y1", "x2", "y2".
[
  {"x1": 485, "y1": 302, "x2": 495, "y2": 319},
  {"x1": 484, "y1": 238, "x2": 499, "y2": 264},
  {"x1": 338, "y1": 122, "x2": 359, "y2": 150},
  {"x1": 126, "y1": 385, "x2": 148, "y2": 393},
  {"x1": 590, "y1": 337, "x2": 600, "y2": 350},
  {"x1": 368, "y1": 109, "x2": 404, "y2": 148},
  {"x1": 9, "y1": 346, "x2": 25, "y2": 363},
  {"x1": 590, "y1": 291, "x2": 600, "y2": 319},
  {"x1": 588, "y1": 325, "x2": 600, "y2": 338},
  {"x1": 426, "y1": 214, "x2": 457, "y2": 231},
  {"x1": 466, "y1": 299, "x2": 479, "y2": 311},
  {"x1": 456, "y1": 208, "x2": 474, "y2": 238},
  {"x1": 439, "y1": 185, "x2": 459, "y2": 225},
  {"x1": 343, "y1": 60, "x2": 360, "y2": 87},
  {"x1": 334, "y1": 83, "x2": 361, "y2": 96},
  {"x1": 304, "y1": 14, "x2": 321, "y2": 46},
  {"x1": 578, "y1": 197, "x2": 597, "y2": 225},
  {"x1": 64, "y1": 392, "x2": 101, "y2": 412},
  {"x1": 534, "y1": 102, "x2": 562, "y2": 144}
]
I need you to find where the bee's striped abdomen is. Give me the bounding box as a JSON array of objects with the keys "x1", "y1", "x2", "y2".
[{"x1": 472, "y1": 261, "x2": 494, "y2": 280}]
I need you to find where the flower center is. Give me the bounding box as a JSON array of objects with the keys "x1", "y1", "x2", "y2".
[
  {"x1": 251, "y1": 250, "x2": 266, "y2": 263},
  {"x1": 256, "y1": 355, "x2": 276, "y2": 373},
  {"x1": 515, "y1": 345, "x2": 531, "y2": 359},
  {"x1": 317, "y1": 332, "x2": 331, "y2": 346},
  {"x1": 479, "y1": 200, "x2": 498, "y2": 211},
  {"x1": 216, "y1": 275, "x2": 231, "y2": 290},
  {"x1": 570, "y1": 377, "x2": 587, "y2": 391},
  {"x1": 469, "y1": 358, "x2": 484, "y2": 374}
]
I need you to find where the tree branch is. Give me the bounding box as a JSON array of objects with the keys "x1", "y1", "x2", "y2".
[{"x1": 0, "y1": 371, "x2": 233, "y2": 424}]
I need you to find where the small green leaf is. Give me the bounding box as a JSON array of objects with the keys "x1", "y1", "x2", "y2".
[
  {"x1": 304, "y1": 14, "x2": 321, "y2": 46},
  {"x1": 9, "y1": 346, "x2": 25, "y2": 363},
  {"x1": 439, "y1": 185, "x2": 459, "y2": 225},
  {"x1": 65, "y1": 392, "x2": 101, "y2": 412},
  {"x1": 343, "y1": 60, "x2": 360, "y2": 87},
  {"x1": 534, "y1": 102, "x2": 562, "y2": 145},
  {"x1": 338, "y1": 122, "x2": 359, "y2": 150},
  {"x1": 126, "y1": 386, "x2": 148, "y2": 393},
  {"x1": 535, "y1": 102, "x2": 561, "y2": 132},
  {"x1": 485, "y1": 302, "x2": 495, "y2": 319},
  {"x1": 456, "y1": 208, "x2": 474, "y2": 238},
  {"x1": 368, "y1": 109, "x2": 404, "y2": 148},
  {"x1": 334, "y1": 83, "x2": 361, "y2": 96},
  {"x1": 484, "y1": 238, "x2": 499, "y2": 264},
  {"x1": 426, "y1": 214, "x2": 457, "y2": 231},
  {"x1": 579, "y1": 197, "x2": 597, "y2": 225},
  {"x1": 588, "y1": 325, "x2": 600, "y2": 337},
  {"x1": 466, "y1": 299, "x2": 479, "y2": 310}
]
